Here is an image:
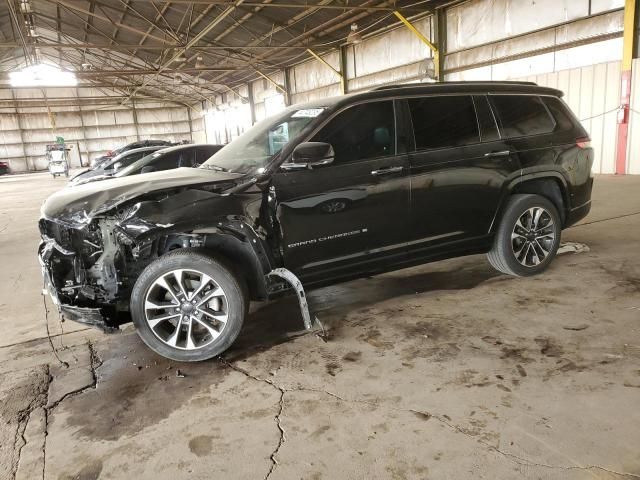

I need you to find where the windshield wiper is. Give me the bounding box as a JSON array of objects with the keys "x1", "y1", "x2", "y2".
[{"x1": 201, "y1": 164, "x2": 229, "y2": 172}]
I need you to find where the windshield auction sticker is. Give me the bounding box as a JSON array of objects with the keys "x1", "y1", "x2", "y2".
[{"x1": 292, "y1": 108, "x2": 325, "y2": 118}]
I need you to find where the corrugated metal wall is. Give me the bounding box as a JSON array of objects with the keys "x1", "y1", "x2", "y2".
[
  {"x1": 518, "y1": 61, "x2": 622, "y2": 174},
  {"x1": 0, "y1": 89, "x2": 195, "y2": 172}
]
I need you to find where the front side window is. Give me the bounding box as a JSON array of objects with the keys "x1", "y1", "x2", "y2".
[
  {"x1": 311, "y1": 101, "x2": 396, "y2": 165},
  {"x1": 491, "y1": 95, "x2": 556, "y2": 138},
  {"x1": 408, "y1": 95, "x2": 480, "y2": 151}
]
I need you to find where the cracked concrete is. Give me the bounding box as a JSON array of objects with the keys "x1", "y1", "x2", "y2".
[{"x1": 1, "y1": 172, "x2": 639, "y2": 479}]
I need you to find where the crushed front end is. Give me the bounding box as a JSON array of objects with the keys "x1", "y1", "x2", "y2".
[{"x1": 38, "y1": 217, "x2": 127, "y2": 332}]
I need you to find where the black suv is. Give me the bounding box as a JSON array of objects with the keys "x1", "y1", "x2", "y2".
[{"x1": 39, "y1": 82, "x2": 593, "y2": 362}]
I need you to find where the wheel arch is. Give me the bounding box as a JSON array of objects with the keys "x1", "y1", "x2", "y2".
[
  {"x1": 490, "y1": 172, "x2": 570, "y2": 233},
  {"x1": 129, "y1": 220, "x2": 275, "y2": 302}
]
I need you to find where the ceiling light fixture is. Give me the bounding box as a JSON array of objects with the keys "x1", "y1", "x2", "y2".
[
  {"x1": 173, "y1": 49, "x2": 188, "y2": 63},
  {"x1": 346, "y1": 23, "x2": 363, "y2": 45},
  {"x1": 9, "y1": 64, "x2": 77, "y2": 87},
  {"x1": 195, "y1": 55, "x2": 205, "y2": 69}
]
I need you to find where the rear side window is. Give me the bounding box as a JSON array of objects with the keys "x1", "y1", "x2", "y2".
[
  {"x1": 152, "y1": 151, "x2": 181, "y2": 170},
  {"x1": 408, "y1": 95, "x2": 479, "y2": 150},
  {"x1": 491, "y1": 95, "x2": 555, "y2": 138},
  {"x1": 542, "y1": 96, "x2": 575, "y2": 132},
  {"x1": 122, "y1": 151, "x2": 147, "y2": 166}
]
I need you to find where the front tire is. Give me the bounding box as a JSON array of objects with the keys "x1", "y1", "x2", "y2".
[
  {"x1": 130, "y1": 250, "x2": 247, "y2": 362},
  {"x1": 487, "y1": 194, "x2": 561, "y2": 277}
]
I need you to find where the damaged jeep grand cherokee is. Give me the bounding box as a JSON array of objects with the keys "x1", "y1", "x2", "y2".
[{"x1": 39, "y1": 82, "x2": 594, "y2": 362}]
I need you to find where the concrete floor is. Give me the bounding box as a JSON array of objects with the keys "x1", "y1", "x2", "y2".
[{"x1": 1, "y1": 172, "x2": 639, "y2": 480}]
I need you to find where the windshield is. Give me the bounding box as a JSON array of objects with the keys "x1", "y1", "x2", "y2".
[
  {"x1": 115, "y1": 151, "x2": 160, "y2": 177},
  {"x1": 200, "y1": 107, "x2": 325, "y2": 174}
]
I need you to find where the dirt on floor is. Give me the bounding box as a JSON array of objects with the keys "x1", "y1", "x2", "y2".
[{"x1": 0, "y1": 173, "x2": 639, "y2": 480}]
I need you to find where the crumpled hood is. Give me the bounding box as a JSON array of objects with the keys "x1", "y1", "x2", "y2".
[
  {"x1": 41, "y1": 167, "x2": 245, "y2": 227},
  {"x1": 68, "y1": 168, "x2": 108, "y2": 185}
]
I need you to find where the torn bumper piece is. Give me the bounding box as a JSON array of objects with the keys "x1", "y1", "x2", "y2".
[
  {"x1": 267, "y1": 268, "x2": 324, "y2": 332},
  {"x1": 59, "y1": 305, "x2": 118, "y2": 333},
  {"x1": 38, "y1": 238, "x2": 119, "y2": 334}
]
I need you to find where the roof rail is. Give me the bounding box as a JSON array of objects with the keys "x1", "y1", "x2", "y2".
[{"x1": 372, "y1": 81, "x2": 538, "y2": 91}]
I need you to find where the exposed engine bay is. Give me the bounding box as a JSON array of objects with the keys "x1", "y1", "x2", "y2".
[{"x1": 37, "y1": 167, "x2": 284, "y2": 331}]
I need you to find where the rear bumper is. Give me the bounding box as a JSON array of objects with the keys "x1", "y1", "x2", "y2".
[
  {"x1": 38, "y1": 238, "x2": 118, "y2": 333},
  {"x1": 565, "y1": 200, "x2": 591, "y2": 228}
]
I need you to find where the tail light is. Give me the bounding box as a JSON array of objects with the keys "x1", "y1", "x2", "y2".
[{"x1": 576, "y1": 136, "x2": 591, "y2": 149}]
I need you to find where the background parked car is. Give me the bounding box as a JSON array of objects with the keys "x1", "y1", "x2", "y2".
[
  {"x1": 90, "y1": 139, "x2": 176, "y2": 168},
  {"x1": 0, "y1": 161, "x2": 10, "y2": 175},
  {"x1": 69, "y1": 146, "x2": 164, "y2": 186},
  {"x1": 114, "y1": 144, "x2": 224, "y2": 178}
]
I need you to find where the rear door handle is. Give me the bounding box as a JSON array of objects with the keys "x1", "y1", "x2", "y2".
[
  {"x1": 484, "y1": 150, "x2": 511, "y2": 158},
  {"x1": 371, "y1": 166, "x2": 403, "y2": 176}
]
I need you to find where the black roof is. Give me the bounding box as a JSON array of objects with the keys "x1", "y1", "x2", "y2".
[{"x1": 296, "y1": 81, "x2": 563, "y2": 111}]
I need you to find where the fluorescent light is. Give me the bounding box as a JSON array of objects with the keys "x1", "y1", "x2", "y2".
[{"x1": 9, "y1": 64, "x2": 77, "y2": 87}]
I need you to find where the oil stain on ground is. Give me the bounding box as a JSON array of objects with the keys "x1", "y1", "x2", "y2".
[
  {"x1": 188, "y1": 435, "x2": 214, "y2": 457},
  {"x1": 62, "y1": 334, "x2": 231, "y2": 442}
]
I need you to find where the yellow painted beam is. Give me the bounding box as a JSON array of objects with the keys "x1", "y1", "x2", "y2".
[
  {"x1": 393, "y1": 10, "x2": 440, "y2": 81},
  {"x1": 306, "y1": 48, "x2": 346, "y2": 94},
  {"x1": 254, "y1": 68, "x2": 288, "y2": 95},
  {"x1": 622, "y1": 0, "x2": 637, "y2": 72}
]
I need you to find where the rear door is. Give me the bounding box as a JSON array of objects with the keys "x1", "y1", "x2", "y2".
[
  {"x1": 272, "y1": 100, "x2": 411, "y2": 282},
  {"x1": 404, "y1": 94, "x2": 517, "y2": 252}
]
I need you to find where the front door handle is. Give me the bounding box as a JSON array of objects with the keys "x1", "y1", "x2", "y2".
[
  {"x1": 371, "y1": 166, "x2": 403, "y2": 176},
  {"x1": 484, "y1": 150, "x2": 511, "y2": 158}
]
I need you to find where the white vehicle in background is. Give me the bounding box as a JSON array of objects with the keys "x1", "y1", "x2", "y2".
[{"x1": 46, "y1": 145, "x2": 70, "y2": 178}]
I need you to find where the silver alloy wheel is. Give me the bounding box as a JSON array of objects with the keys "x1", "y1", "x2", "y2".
[
  {"x1": 511, "y1": 207, "x2": 556, "y2": 267},
  {"x1": 144, "y1": 269, "x2": 228, "y2": 350}
]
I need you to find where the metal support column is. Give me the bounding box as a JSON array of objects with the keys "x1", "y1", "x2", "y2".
[
  {"x1": 187, "y1": 106, "x2": 194, "y2": 142},
  {"x1": 616, "y1": 0, "x2": 637, "y2": 174},
  {"x1": 393, "y1": 11, "x2": 440, "y2": 81},
  {"x1": 283, "y1": 67, "x2": 292, "y2": 106},
  {"x1": 132, "y1": 99, "x2": 141, "y2": 141},
  {"x1": 306, "y1": 48, "x2": 345, "y2": 94},
  {"x1": 11, "y1": 91, "x2": 29, "y2": 171},
  {"x1": 339, "y1": 46, "x2": 349, "y2": 94},
  {"x1": 76, "y1": 88, "x2": 89, "y2": 167},
  {"x1": 433, "y1": 8, "x2": 446, "y2": 81},
  {"x1": 247, "y1": 82, "x2": 257, "y2": 124}
]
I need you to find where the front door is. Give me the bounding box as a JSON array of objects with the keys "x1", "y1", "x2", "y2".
[{"x1": 272, "y1": 100, "x2": 411, "y2": 284}]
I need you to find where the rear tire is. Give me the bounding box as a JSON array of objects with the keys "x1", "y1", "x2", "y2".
[
  {"x1": 487, "y1": 194, "x2": 561, "y2": 277},
  {"x1": 130, "y1": 249, "x2": 247, "y2": 362}
]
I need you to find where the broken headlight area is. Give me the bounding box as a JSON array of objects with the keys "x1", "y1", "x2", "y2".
[{"x1": 38, "y1": 217, "x2": 132, "y2": 331}]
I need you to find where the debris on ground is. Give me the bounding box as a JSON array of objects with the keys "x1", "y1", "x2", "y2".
[
  {"x1": 563, "y1": 324, "x2": 589, "y2": 331},
  {"x1": 176, "y1": 369, "x2": 185, "y2": 378},
  {"x1": 557, "y1": 242, "x2": 590, "y2": 255}
]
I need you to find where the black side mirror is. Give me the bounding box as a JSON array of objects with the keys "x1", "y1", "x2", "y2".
[
  {"x1": 140, "y1": 166, "x2": 156, "y2": 174},
  {"x1": 284, "y1": 142, "x2": 334, "y2": 170}
]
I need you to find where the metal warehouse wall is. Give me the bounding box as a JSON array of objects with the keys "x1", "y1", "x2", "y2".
[
  {"x1": 199, "y1": 0, "x2": 638, "y2": 173},
  {"x1": 517, "y1": 62, "x2": 622, "y2": 174},
  {"x1": 0, "y1": 87, "x2": 196, "y2": 172}
]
